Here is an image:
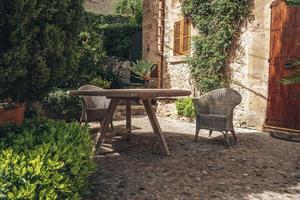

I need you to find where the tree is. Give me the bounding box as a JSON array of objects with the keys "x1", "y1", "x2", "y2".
[
  {"x1": 115, "y1": 0, "x2": 143, "y2": 25},
  {"x1": 0, "y1": 0, "x2": 84, "y2": 102}
]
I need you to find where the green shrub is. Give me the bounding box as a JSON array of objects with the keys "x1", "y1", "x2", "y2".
[
  {"x1": 115, "y1": 0, "x2": 143, "y2": 25},
  {"x1": 83, "y1": 12, "x2": 140, "y2": 59},
  {"x1": 84, "y1": 12, "x2": 131, "y2": 28},
  {"x1": 90, "y1": 77, "x2": 111, "y2": 88},
  {"x1": 96, "y1": 24, "x2": 141, "y2": 59},
  {"x1": 42, "y1": 89, "x2": 81, "y2": 121},
  {"x1": 66, "y1": 31, "x2": 107, "y2": 88},
  {"x1": 175, "y1": 98, "x2": 196, "y2": 118},
  {"x1": 0, "y1": 119, "x2": 95, "y2": 199},
  {"x1": 0, "y1": 0, "x2": 84, "y2": 102}
]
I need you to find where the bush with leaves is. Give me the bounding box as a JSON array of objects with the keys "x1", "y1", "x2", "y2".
[
  {"x1": 175, "y1": 98, "x2": 196, "y2": 118},
  {"x1": 182, "y1": 0, "x2": 253, "y2": 93},
  {"x1": 67, "y1": 31, "x2": 106, "y2": 88},
  {"x1": 42, "y1": 89, "x2": 81, "y2": 121},
  {"x1": 115, "y1": 0, "x2": 143, "y2": 25},
  {"x1": 0, "y1": 0, "x2": 84, "y2": 102},
  {"x1": 0, "y1": 119, "x2": 95, "y2": 199},
  {"x1": 96, "y1": 23, "x2": 141, "y2": 59}
]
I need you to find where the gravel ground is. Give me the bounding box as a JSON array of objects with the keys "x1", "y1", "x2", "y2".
[{"x1": 88, "y1": 116, "x2": 300, "y2": 200}]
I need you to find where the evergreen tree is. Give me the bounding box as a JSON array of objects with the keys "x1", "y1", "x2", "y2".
[{"x1": 0, "y1": 0, "x2": 84, "y2": 102}]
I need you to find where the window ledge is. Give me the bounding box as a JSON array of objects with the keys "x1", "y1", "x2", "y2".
[{"x1": 169, "y1": 55, "x2": 189, "y2": 64}]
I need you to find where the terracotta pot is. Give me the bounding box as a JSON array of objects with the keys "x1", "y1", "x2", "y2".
[{"x1": 0, "y1": 104, "x2": 26, "y2": 125}]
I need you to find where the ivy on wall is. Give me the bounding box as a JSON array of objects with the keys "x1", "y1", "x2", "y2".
[{"x1": 182, "y1": 0, "x2": 253, "y2": 93}]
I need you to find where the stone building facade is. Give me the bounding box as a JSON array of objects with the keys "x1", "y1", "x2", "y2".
[{"x1": 143, "y1": 0, "x2": 275, "y2": 130}]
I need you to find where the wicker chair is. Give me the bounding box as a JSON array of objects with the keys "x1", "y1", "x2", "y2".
[
  {"x1": 192, "y1": 88, "x2": 242, "y2": 146},
  {"x1": 79, "y1": 85, "x2": 113, "y2": 129}
]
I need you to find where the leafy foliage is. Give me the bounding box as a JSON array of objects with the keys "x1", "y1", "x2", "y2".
[
  {"x1": 182, "y1": 0, "x2": 253, "y2": 93},
  {"x1": 0, "y1": 0, "x2": 84, "y2": 102},
  {"x1": 84, "y1": 12, "x2": 131, "y2": 26},
  {"x1": 90, "y1": 78, "x2": 111, "y2": 88},
  {"x1": 96, "y1": 23, "x2": 141, "y2": 59},
  {"x1": 175, "y1": 98, "x2": 196, "y2": 118},
  {"x1": 67, "y1": 31, "x2": 106, "y2": 88},
  {"x1": 287, "y1": 0, "x2": 300, "y2": 6},
  {"x1": 42, "y1": 89, "x2": 81, "y2": 121},
  {"x1": 115, "y1": 0, "x2": 143, "y2": 25},
  {"x1": 0, "y1": 119, "x2": 95, "y2": 199},
  {"x1": 130, "y1": 60, "x2": 156, "y2": 80}
]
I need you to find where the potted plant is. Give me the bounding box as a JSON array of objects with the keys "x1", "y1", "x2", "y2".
[
  {"x1": 0, "y1": 0, "x2": 84, "y2": 124},
  {"x1": 130, "y1": 60, "x2": 157, "y2": 87},
  {"x1": 0, "y1": 101, "x2": 25, "y2": 125}
]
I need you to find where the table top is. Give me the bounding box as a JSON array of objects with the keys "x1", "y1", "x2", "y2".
[{"x1": 68, "y1": 89, "x2": 191, "y2": 98}]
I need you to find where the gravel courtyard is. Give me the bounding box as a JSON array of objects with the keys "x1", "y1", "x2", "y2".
[{"x1": 89, "y1": 116, "x2": 300, "y2": 200}]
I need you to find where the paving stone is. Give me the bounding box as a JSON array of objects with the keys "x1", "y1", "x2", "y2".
[{"x1": 88, "y1": 116, "x2": 300, "y2": 200}]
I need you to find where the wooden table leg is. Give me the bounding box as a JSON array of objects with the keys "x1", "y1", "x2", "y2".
[
  {"x1": 142, "y1": 99, "x2": 170, "y2": 156},
  {"x1": 95, "y1": 98, "x2": 119, "y2": 155},
  {"x1": 126, "y1": 99, "x2": 131, "y2": 133}
]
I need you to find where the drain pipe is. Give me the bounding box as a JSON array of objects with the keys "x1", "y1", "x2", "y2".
[{"x1": 157, "y1": 0, "x2": 165, "y2": 88}]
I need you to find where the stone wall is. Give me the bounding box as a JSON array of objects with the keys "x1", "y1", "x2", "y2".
[
  {"x1": 162, "y1": 0, "x2": 196, "y2": 92},
  {"x1": 161, "y1": 0, "x2": 273, "y2": 130},
  {"x1": 229, "y1": 0, "x2": 272, "y2": 130},
  {"x1": 143, "y1": 0, "x2": 273, "y2": 130}
]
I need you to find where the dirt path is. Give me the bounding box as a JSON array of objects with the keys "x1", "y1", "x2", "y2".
[{"x1": 89, "y1": 117, "x2": 300, "y2": 200}]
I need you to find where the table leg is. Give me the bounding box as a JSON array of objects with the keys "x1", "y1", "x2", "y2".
[
  {"x1": 142, "y1": 99, "x2": 170, "y2": 156},
  {"x1": 95, "y1": 98, "x2": 119, "y2": 155},
  {"x1": 126, "y1": 99, "x2": 131, "y2": 133}
]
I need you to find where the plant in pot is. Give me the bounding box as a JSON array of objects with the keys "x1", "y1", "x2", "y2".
[
  {"x1": 130, "y1": 60, "x2": 157, "y2": 88},
  {"x1": 0, "y1": 0, "x2": 84, "y2": 125}
]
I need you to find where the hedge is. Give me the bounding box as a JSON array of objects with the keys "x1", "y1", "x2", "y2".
[
  {"x1": 0, "y1": 0, "x2": 85, "y2": 102},
  {"x1": 0, "y1": 119, "x2": 95, "y2": 199}
]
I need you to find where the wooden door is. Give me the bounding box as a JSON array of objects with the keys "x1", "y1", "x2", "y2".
[{"x1": 266, "y1": 0, "x2": 300, "y2": 130}]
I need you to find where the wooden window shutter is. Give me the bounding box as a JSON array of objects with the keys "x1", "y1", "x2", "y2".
[
  {"x1": 174, "y1": 21, "x2": 181, "y2": 56},
  {"x1": 173, "y1": 18, "x2": 191, "y2": 56},
  {"x1": 182, "y1": 18, "x2": 191, "y2": 55}
]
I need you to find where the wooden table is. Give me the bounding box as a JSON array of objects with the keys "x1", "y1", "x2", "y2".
[{"x1": 68, "y1": 89, "x2": 191, "y2": 156}]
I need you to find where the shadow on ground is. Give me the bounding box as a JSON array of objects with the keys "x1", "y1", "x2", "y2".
[{"x1": 88, "y1": 123, "x2": 300, "y2": 200}]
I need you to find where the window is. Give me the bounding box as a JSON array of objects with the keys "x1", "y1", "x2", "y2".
[{"x1": 173, "y1": 18, "x2": 191, "y2": 56}]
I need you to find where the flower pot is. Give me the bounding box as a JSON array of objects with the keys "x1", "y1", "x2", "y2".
[{"x1": 0, "y1": 104, "x2": 25, "y2": 125}]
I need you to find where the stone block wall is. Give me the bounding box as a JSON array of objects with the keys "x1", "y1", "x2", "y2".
[
  {"x1": 229, "y1": 0, "x2": 272, "y2": 130},
  {"x1": 162, "y1": 0, "x2": 197, "y2": 92}
]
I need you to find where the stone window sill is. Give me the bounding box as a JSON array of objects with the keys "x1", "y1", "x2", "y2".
[{"x1": 169, "y1": 55, "x2": 189, "y2": 64}]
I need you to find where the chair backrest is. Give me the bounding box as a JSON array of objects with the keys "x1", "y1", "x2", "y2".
[
  {"x1": 200, "y1": 88, "x2": 242, "y2": 116},
  {"x1": 78, "y1": 85, "x2": 110, "y2": 109}
]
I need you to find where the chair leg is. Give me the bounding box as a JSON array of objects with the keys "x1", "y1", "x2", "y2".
[
  {"x1": 224, "y1": 131, "x2": 230, "y2": 147},
  {"x1": 195, "y1": 126, "x2": 200, "y2": 142},
  {"x1": 209, "y1": 130, "x2": 213, "y2": 137},
  {"x1": 231, "y1": 129, "x2": 238, "y2": 144}
]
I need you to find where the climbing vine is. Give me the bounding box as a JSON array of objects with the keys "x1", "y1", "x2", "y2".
[{"x1": 182, "y1": 0, "x2": 253, "y2": 93}]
